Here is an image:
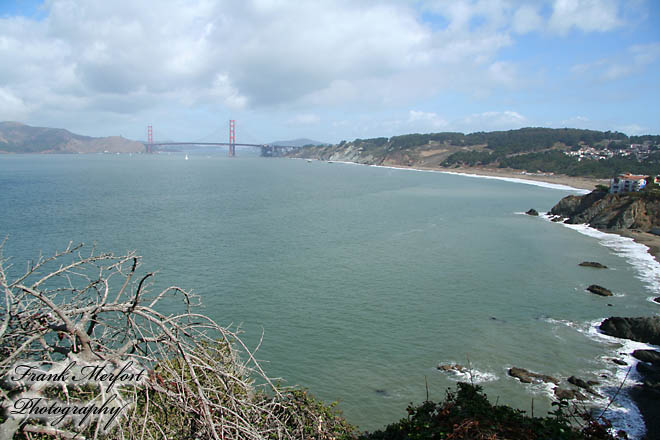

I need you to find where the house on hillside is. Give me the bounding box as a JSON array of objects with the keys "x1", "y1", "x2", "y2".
[{"x1": 609, "y1": 173, "x2": 647, "y2": 194}]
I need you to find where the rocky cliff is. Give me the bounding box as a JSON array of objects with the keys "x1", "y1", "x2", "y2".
[
  {"x1": 550, "y1": 189, "x2": 660, "y2": 231},
  {"x1": 289, "y1": 143, "x2": 423, "y2": 167}
]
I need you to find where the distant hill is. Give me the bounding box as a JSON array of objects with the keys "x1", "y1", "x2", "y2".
[
  {"x1": 268, "y1": 138, "x2": 326, "y2": 147},
  {"x1": 0, "y1": 122, "x2": 145, "y2": 153},
  {"x1": 287, "y1": 127, "x2": 660, "y2": 178}
]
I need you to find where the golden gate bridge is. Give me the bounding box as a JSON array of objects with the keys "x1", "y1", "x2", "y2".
[{"x1": 145, "y1": 120, "x2": 300, "y2": 157}]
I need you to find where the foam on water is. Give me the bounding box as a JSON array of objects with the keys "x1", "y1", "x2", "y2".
[
  {"x1": 542, "y1": 317, "x2": 653, "y2": 438},
  {"x1": 559, "y1": 222, "x2": 660, "y2": 296},
  {"x1": 586, "y1": 321, "x2": 655, "y2": 440},
  {"x1": 439, "y1": 170, "x2": 591, "y2": 193},
  {"x1": 436, "y1": 365, "x2": 499, "y2": 384}
]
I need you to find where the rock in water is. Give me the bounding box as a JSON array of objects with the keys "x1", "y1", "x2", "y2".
[
  {"x1": 550, "y1": 190, "x2": 660, "y2": 230},
  {"x1": 554, "y1": 387, "x2": 586, "y2": 400},
  {"x1": 525, "y1": 209, "x2": 539, "y2": 216},
  {"x1": 508, "y1": 367, "x2": 559, "y2": 384},
  {"x1": 579, "y1": 261, "x2": 608, "y2": 269},
  {"x1": 437, "y1": 364, "x2": 466, "y2": 372},
  {"x1": 568, "y1": 376, "x2": 590, "y2": 389},
  {"x1": 587, "y1": 284, "x2": 613, "y2": 296},
  {"x1": 633, "y1": 350, "x2": 660, "y2": 366},
  {"x1": 599, "y1": 317, "x2": 660, "y2": 345},
  {"x1": 568, "y1": 376, "x2": 601, "y2": 397}
]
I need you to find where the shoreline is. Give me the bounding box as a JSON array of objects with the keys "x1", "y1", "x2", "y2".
[
  {"x1": 329, "y1": 160, "x2": 607, "y2": 191},
  {"x1": 418, "y1": 165, "x2": 606, "y2": 191},
  {"x1": 311, "y1": 157, "x2": 658, "y2": 438},
  {"x1": 316, "y1": 159, "x2": 660, "y2": 265},
  {"x1": 611, "y1": 229, "x2": 660, "y2": 264},
  {"x1": 313, "y1": 158, "x2": 603, "y2": 191}
]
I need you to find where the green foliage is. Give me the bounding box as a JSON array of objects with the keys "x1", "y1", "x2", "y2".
[
  {"x1": 630, "y1": 134, "x2": 660, "y2": 144},
  {"x1": 389, "y1": 133, "x2": 467, "y2": 150},
  {"x1": 354, "y1": 137, "x2": 389, "y2": 148},
  {"x1": 342, "y1": 128, "x2": 653, "y2": 178},
  {"x1": 361, "y1": 383, "x2": 621, "y2": 440},
  {"x1": 322, "y1": 128, "x2": 660, "y2": 179},
  {"x1": 498, "y1": 151, "x2": 660, "y2": 178},
  {"x1": 385, "y1": 128, "x2": 629, "y2": 155},
  {"x1": 122, "y1": 345, "x2": 357, "y2": 440},
  {"x1": 441, "y1": 150, "x2": 495, "y2": 166}
]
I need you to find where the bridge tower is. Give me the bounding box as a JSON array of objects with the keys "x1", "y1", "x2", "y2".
[
  {"x1": 147, "y1": 125, "x2": 153, "y2": 153},
  {"x1": 228, "y1": 119, "x2": 236, "y2": 157}
]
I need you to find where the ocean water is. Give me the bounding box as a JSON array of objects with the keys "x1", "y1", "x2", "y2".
[{"x1": 1, "y1": 153, "x2": 658, "y2": 436}]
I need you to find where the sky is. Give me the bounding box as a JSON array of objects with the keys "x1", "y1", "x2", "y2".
[{"x1": 0, "y1": 0, "x2": 658, "y2": 144}]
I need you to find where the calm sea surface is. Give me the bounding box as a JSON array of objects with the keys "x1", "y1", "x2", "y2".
[{"x1": 1, "y1": 152, "x2": 657, "y2": 433}]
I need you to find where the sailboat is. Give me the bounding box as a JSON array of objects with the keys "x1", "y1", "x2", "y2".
[{"x1": 185, "y1": 154, "x2": 189, "y2": 161}]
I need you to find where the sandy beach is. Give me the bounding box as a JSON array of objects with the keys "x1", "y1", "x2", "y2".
[
  {"x1": 614, "y1": 229, "x2": 660, "y2": 264},
  {"x1": 340, "y1": 160, "x2": 660, "y2": 269},
  {"x1": 424, "y1": 165, "x2": 608, "y2": 191}
]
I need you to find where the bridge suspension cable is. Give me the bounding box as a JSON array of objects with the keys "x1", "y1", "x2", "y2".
[{"x1": 145, "y1": 120, "x2": 300, "y2": 156}]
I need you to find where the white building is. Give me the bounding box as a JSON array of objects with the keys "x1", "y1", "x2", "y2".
[{"x1": 609, "y1": 173, "x2": 647, "y2": 194}]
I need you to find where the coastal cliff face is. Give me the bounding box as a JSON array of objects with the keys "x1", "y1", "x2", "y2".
[
  {"x1": 550, "y1": 190, "x2": 660, "y2": 231},
  {"x1": 287, "y1": 142, "x2": 453, "y2": 168},
  {"x1": 289, "y1": 143, "x2": 422, "y2": 167}
]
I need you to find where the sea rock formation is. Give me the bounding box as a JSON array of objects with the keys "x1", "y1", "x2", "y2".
[
  {"x1": 599, "y1": 316, "x2": 660, "y2": 345},
  {"x1": 567, "y1": 376, "x2": 600, "y2": 396},
  {"x1": 525, "y1": 209, "x2": 539, "y2": 216},
  {"x1": 587, "y1": 284, "x2": 613, "y2": 296},
  {"x1": 550, "y1": 190, "x2": 660, "y2": 231},
  {"x1": 437, "y1": 364, "x2": 466, "y2": 372},
  {"x1": 554, "y1": 387, "x2": 586, "y2": 400},
  {"x1": 508, "y1": 367, "x2": 559, "y2": 384},
  {"x1": 579, "y1": 261, "x2": 608, "y2": 268},
  {"x1": 633, "y1": 350, "x2": 660, "y2": 365}
]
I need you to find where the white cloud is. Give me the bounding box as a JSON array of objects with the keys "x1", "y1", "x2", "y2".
[
  {"x1": 0, "y1": 0, "x2": 653, "y2": 140},
  {"x1": 287, "y1": 114, "x2": 320, "y2": 125},
  {"x1": 512, "y1": 5, "x2": 543, "y2": 34},
  {"x1": 207, "y1": 74, "x2": 248, "y2": 110},
  {"x1": 487, "y1": 61, "x2": 518, "y2": 86},
  {"x1": 0, "y1": 0, "x2": 522, "y2": 119},
  {"x1": 459, "y1": 111, "x2": 528, "y2": 131},
  {"x1": 571, "y1": 42, "x2": 660, "y2": 81},
  {"x1": 549, "y1": 0, "x2": 623, "y2": 35},
  {"x1": 0, "y1": 88, "x2": 29, "y2": 121},
  {"x1": 408, "y1": 110, "x2": 448, "y2": 129},
  {"x1": 617, "y1": 123, "x2": 647, "y2": 135},
  {"x1": 629, "y1": 42, "x2": 660, "y2": 68}
]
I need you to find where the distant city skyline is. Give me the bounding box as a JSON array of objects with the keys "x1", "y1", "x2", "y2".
[{"x1": 0, "y1": 0, "x2": 658, "y2": 144}]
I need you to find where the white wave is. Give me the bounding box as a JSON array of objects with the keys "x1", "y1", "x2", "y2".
[
  {"x1": 543, "y1": 317, "x2": 592, "y2": 332},
  {"x1": 437, "y1": 365, "x2": 499, "y2": 384},
  {"x1": 503, "y1": 365, "x2": 558, "y2": 398},
  {"x1": 440, "y1": 170, "x2": 590, "y2": 193},
  {"x1": 560, "y1": 223, "x2": 660, "y2": 296},
  {"x1": 540, "y1": 317, "x2": 651, "y2": 438}
]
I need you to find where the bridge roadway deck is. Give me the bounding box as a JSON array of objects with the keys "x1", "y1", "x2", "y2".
[{"x1": 150, "y1": 142, "x2": 266, "y2": 147}]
